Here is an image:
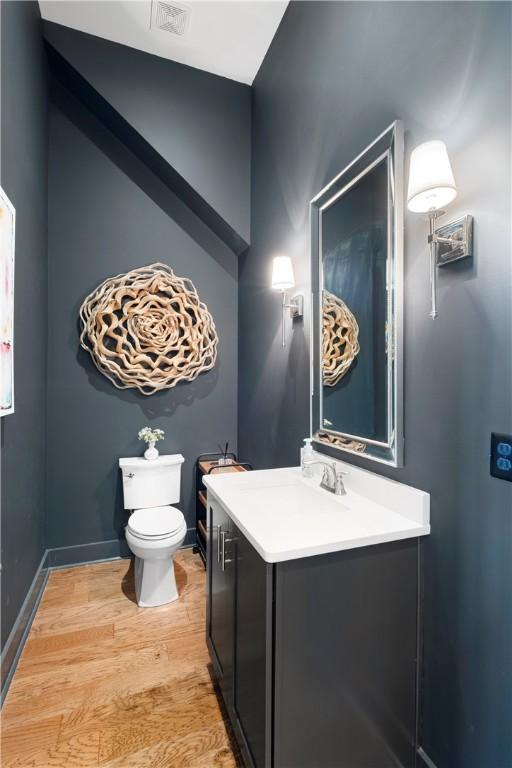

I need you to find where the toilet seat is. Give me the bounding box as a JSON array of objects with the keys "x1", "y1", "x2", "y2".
[{"x1": 127, "y1": 505, "x2": 185, "y2": 541}]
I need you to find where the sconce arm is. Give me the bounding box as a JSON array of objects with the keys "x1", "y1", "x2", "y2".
[
  {"x1": 278, "y1": 291, "x2": 304, "y2": 347},
  {"x1": 428, "y1": 233, "x2": 468, "y2": 247},
  {"x1": 282, "y1": 293, "x2": 304, "y2": 319}
]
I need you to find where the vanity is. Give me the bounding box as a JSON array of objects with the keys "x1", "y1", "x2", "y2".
[
  {"x1": 204, "y1": 121, "x2": 428, "y2": 767},
  {"x1": 204, "y1": 460, "x2": 430, "y2": 768}
]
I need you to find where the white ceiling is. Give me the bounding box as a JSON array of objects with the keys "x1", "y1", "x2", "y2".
[{"x1": 39, "y1": 0, "x2": 288, "y2": 85}]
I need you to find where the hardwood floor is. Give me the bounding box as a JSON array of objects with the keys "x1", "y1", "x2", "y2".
[{"x1": 1, "y1": 550, "x2": 241, "y2": 768}]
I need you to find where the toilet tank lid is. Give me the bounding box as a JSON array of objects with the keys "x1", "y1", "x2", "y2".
[{"x1": 119, "y1": 454, "x2": 185, "y2": 469}]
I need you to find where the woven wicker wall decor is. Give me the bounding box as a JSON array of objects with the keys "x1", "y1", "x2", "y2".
[
  {"x1": 316, "y1": 431, "x2": 367, "y2": 454},
  {"x1": 322, "y1": 290, "x2": 360, "y2": 387},
  {"x1": 79, "y1": 263, "x2": 218, "y2": 395}
]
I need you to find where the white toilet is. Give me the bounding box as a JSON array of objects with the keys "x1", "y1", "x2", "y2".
[{"x1": 119, "y1": 453, "x2": 187, "y2": 607}]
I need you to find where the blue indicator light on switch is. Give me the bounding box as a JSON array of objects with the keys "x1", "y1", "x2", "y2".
[{"x1": 491, "y1": 433, "x2": 512, "y2": 482}]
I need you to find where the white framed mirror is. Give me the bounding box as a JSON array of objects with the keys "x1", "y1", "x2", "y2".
[{"x1": 310, "y1": 121, "x2": 404, "y2": 466}]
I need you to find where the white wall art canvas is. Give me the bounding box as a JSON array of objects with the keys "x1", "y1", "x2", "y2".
[{"x1": 0, "y1": 186, "x2": 15, "y2": 416}]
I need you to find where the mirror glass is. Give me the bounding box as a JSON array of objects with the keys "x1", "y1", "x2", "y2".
[{"x1": 311, "y1": 123, "x2": 404, "y2": 466}]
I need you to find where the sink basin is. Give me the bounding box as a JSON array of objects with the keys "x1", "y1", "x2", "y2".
[
  {"x1": 238, "y1": 480, "x2": 350, "y2": 514},
  {"x1": 204, "y1": 464, "x2": 430, "y2": 563}
]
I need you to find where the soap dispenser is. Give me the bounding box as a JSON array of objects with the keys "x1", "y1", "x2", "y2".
[{"x1": 301, "y1": 437, "x2": 314, "y2": 477}]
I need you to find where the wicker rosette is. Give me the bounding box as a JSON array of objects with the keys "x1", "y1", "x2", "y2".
[
  {"x1": 79, "y1": 263, "x2": 218, "y2": 395},
  {"x1": 322, "y1": 290, "x2": 360, "y2": 387}
]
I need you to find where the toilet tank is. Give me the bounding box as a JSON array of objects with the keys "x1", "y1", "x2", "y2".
[{"x1": 119, "y1": 454, "x2": 185, "y2": 510}]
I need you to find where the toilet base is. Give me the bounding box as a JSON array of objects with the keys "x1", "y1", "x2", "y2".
[{"x1": 134, "y1": 555, "x2": 179, "y2": 607}]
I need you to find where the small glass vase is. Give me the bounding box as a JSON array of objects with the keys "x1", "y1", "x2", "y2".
[{"x1": 144, "y1": 441, "x2": 159, "y2": 461}]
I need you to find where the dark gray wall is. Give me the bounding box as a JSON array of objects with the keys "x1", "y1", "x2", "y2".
[
  {"x1": 46, "y1": 83, "x2": 238, "y2": 548},
  {"x1": 44, "y1": 20, "x2": 251, "y2": 247},
  {"x1": 0, "y1": 1, "x2": 48, "y2": 648},
  {"x1": 240, "y1": 3, "x2": 512, "y2": 767}
]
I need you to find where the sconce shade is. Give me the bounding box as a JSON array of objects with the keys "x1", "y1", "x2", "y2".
[
  {"x1": 407, "y1": 140, "x2": 457, "y2": 213},
  {"x1": 271, "y1": 255, "x2": 295, "y2": 291}
]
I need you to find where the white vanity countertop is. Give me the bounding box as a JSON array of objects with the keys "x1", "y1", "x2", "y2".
[{"x1": 204, "y1": 459, "x2": 430, "y2": 563}]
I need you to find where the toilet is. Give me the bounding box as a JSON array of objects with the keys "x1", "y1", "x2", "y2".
[{"x1": 119, "y1": 453, "x2": 186, "y2": 607}]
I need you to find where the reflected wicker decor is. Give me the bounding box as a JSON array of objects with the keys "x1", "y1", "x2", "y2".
[
  {"x1": 79, "y1": 263, "x2": 218, "y2": 395},
  {"x1": 317, "y1": 432, "x2": 367, "y2": 454},
  {"x1": 322, "y1": 290, "x2": 360, "y2": 387}
]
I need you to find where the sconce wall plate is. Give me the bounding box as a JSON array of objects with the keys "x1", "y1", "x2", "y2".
[
  {"x1": 435, "y1": 214, "x2": 473, "y2": 267},
  {"x1": 289, "y1": 294, "x2": 304, "y2": 319},
  {"x1": 278, "y1": 291, "x2": 303, "y2": 347}
]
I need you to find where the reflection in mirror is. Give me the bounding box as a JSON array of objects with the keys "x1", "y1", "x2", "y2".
[{"x1": 311, "y1": 123, "x2": 403, "y2": 466}]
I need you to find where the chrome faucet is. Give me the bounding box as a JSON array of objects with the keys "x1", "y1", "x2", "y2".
[{"x1": 301, "y1": 459, "x2": 348, "y2": 496}]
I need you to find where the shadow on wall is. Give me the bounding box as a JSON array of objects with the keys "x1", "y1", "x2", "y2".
[
  {"x1": 92, "y1": 465, "x2": 127, "y2": 541},
  {"x1": 242, "y1": 311, "x2": 308, "y2": 468},
  {"x1": 76, "y1": 344, "x2": 219, "y2": 419},
  {"x1": 276, "y1": 317, "x2": 309, "y2": 464},
  {"x1": 52, "y1": 79, "x2": 238, "y2": 280}
]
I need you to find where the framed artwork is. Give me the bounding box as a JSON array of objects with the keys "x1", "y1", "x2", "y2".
[{"x1": 0, "y1": 186, "x2": 15, "y2": 416}]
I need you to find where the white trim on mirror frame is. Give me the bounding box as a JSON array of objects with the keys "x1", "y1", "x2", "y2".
[{"x1": 309, "y1": 121, "x2": 404, "y2": 467}]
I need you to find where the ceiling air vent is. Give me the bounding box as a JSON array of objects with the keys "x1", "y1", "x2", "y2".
[{"x1": 151, "y1": 1, "x2": 191, "y2": 37}]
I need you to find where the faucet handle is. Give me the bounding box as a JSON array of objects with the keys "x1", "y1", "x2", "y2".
[{"x1": 334, "y1": 469, "x2": 349, "y2": 496}]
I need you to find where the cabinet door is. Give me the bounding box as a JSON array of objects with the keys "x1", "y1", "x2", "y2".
[
  {"x1": 207, "y1": 498, "x2": 236, "y2": 698},
  {"x1": 274, "y1": 541, "x2": 418, "y2": 768},
  {"x1": 234, "y1": 528, "x2": 273, "y2": 768}
]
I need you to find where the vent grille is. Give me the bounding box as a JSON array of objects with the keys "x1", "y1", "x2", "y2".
[{"x1": 151, "y1": 1, "x2": 190, "y2": 36}]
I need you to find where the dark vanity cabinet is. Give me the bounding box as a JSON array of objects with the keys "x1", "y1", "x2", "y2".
[
  {"x1": 207, "y1": 497, "x2": 419, "y2": 768},
  {"x1": 208, "y1": 498, "x2": 273, "y2": 767},
  {"x1": 208, "y1": 499, "x2": 237, "y2": 700}
]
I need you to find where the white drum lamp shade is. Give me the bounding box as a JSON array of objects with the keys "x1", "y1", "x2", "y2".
[
  {"x1": 407, "y1": 140, "x2": 457, "y2": 213},
  {"x1": 271, "y1": 256, "x2": 295, "y2": 291}
]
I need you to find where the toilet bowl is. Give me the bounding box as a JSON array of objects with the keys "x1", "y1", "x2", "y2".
[
  {"x1": 119, "y1": 454, "x2": 186, "y2": 608},
  {"x1": 126, "y1": 505, "x2": 187, "y2": 607}
]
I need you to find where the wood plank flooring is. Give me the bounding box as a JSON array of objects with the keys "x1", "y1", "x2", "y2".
[{"x1": 1, "y1": 550, "x2": 241, "y2": 768}]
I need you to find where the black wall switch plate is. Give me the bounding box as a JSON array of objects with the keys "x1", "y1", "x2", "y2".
[{"x1": 490, "y1": 433, "x2": 512, "y2": 481}]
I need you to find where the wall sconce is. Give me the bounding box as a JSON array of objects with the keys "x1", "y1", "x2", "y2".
[
  {"x1": 407, "y1": 140, "x2": 473, "y2": 319},
  {"x1": 271, "y1": 255, "x2": 303, "y2": 347}
]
